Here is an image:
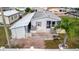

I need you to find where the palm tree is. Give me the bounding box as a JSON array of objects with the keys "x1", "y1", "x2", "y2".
[
  {"x1": 56, "y1": 18, "x2": 74, "y2": 48},
  {"x1": 0, "y1": 7, "x2": 11, "y2": 48}
]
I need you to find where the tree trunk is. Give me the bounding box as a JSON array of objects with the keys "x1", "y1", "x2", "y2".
[{"x1": 63, "y1": 33, "x2": 68, "y2": 47}]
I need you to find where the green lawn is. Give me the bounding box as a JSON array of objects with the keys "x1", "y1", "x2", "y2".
[
  {"x1": 45, "y1": 16, "x2": 79, "y2": 49},
  {"x1": 0, "y1": 27, "x2": 7, "y2": 46},
  {"x1": 0, "y1": 26, "x2": 11, "y2": 47},
  {"x1": 45, "y1": 39, "x2": 63, "y2": 49}
]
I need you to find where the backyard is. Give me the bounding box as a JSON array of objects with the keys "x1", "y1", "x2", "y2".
[{"x1": 0, "y1": 16, "x2": 79, "y2": 49}]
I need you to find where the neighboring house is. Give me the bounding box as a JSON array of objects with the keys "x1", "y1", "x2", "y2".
[
  {"x1": 31, "y1": 7, "x2": 47, "y2": 11},
  {"x1": 47, "y1": 7, "x2": 67, "y2": 16},
  {"x1": 66, "y1": 8, "x2": 79, "y2": 17},
  {"x1": 10, "y1": 11, "x2": 61, "y2": 39},
  {"x1": 15, "y1": 7, "x2": 26, "y2": 16},
  {"x1": 0, "y1": 7, "x2": 12, "y2": 11},
  {"x1": 2, "y1": 10, "x2": 20, "y2": 24}
]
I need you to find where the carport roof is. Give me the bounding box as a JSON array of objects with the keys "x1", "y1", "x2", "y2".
[{"x1": 10, "y1": 12, "x2": 35, "y2": 29}]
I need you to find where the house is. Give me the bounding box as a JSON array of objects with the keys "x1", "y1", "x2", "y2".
[
  {"x1": 10, "y1": 11, "x2": 61, "y2": 39},
  {"x1": 0, "y1": 10, "x2": 21, "y2": 24},
  {"x1": 0, "y1": 7, "x2": 13, "y2": 11},
  {"x1": 31, "y1": 7, "x2": 47, "y2": 11},
  {"x1": 47, "y1": 7, "x2": 67, "y2": 16},
  {"x1": 15, "y1": 7, "x2": 26, "y2": 16}
]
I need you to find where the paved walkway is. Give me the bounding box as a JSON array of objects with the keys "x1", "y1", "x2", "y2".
[{"x1": 32, "y1": 32, "x2": 54, "y2": 40}]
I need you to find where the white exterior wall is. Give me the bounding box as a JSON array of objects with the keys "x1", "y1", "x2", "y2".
[
  {"x1": 31, "y1": 18, "x2": 46, "y2": 32},
  {"x1": 31, "y1": 18, "x2": 60, "y2": 32},
  {"x1": 5, "y1": 17, "x2": 10, "y2": 24},
  {"x1": 0, "y1": 13, "x2": 20, "y2": 24},
  {"x1": 0, "y1": 16, "x2": 10, "y2": 24},
  {"x1": 0, "y1": 16, "x2": 3, "y2": 23},
  {"x1": 11, "y1": 26, "x2": 26, "y2": 39},
  {"x1": 11, "y1": 28, "x2": 17, "y2": 38},
  {"x1": 10, "y1": 17, "x2": 61, "y2": 39}
]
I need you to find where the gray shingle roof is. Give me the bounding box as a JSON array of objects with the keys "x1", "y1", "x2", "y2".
[
  {"x1": 4, "y1": 10, "x2": 19, "y2": 17},
  {"x1": 32, "y1": 11, "x2": 61, "y2": 20}
]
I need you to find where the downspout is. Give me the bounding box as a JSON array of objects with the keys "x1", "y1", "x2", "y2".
[{"x1": 24, "y1": 26, "x2": 26, "y2": 39}]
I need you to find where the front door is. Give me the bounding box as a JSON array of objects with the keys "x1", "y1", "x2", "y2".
[{"x1": 28, "y1": 22, "x2": 31, "y2": 32}]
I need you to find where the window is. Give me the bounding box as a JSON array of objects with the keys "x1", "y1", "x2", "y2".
[
  {"x1": 36, "y1": 22, "x2": 41, "y2": 26},
  {"x1": 46, "y1": 21, "x2": 51, "y2": 28},
  {"x1": 63, "y1": 10, "x2": 66, "y2": 12},
  {"x1": 52, "y1": 21, "x2": 55, "y2": 27},
  {"x1": 11, "y1": 16, "x2": 14, "y2": 20}
]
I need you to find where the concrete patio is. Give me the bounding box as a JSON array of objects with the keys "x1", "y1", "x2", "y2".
[{"x1": 10, "y1": 32, "x2": 60, "y2": 48}]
